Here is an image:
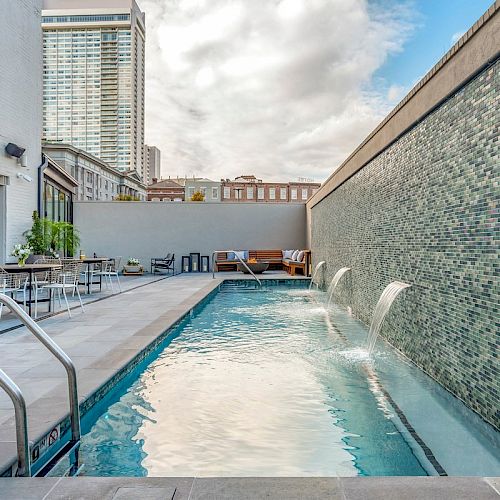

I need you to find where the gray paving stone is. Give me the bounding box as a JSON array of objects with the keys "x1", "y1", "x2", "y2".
[
  {"x1": 189, "y1": 477, "x2": 342, "y2": 500},
  {"x1": 0, "y1": 478, "x2": 60, "y2": 500},
  {"x1": 45, "y1": 477, "x2": 190, "y2": 500},
  {"x1": 112, "y1": 486, "x2": 175, "y2": 500},
  {"x1": 340, "y1": 477, "x2": 500, "y2": 500}
]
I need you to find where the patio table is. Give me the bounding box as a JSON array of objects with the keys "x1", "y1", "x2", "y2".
[
  {"x1": 2, "y1": 263, "x2": 61, "y2": 317},
  {"x1": 81, "y1": 257, "x2": 109, "y2": 295}
]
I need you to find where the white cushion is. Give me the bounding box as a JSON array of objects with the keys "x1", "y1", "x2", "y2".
[
  {"x1": 297, "y1": 250, "x2": 304, "y2": 262},
  {"x1": 282, "y1": 250, "x2": 294, "y2": 259},
  {"x1": 291, "y1": 250, "x2": 300, "y2": 261},
  {"x1": 234, "y1": 250, "x2": 247, "y2": 261}
]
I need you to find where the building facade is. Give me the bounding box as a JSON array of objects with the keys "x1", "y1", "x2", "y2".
[
  {"x1": 221, "y1": 175, "x2": 320, "y2": 203},
  {"x1": 0, "y1": 0, "x2": 43, "y2": 264},
  {"x1": 184, "y1": 178, "x2": 221, "y2": 202},
  {"x1": 144, "y1": 144, "x2": 160, "y2": 185},
  {"x1": 41, "y1": 0, "x2": 146, "y2": 178},
  {"x1": 147, "y1": 178, "x2": 184, "y2": 202},
  {"x1": 43, "y1": 142, "x2": 146, "y2": 200}
]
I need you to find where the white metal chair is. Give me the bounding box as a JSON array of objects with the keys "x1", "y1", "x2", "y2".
[
  {"x1": 0, "y1": 269, "x2": 28, "y2": 319},
  {"x1": 35, "y1": 261, "x2": 84, "y2": 318},
  {"x1": 92, "y1": 257, "x2": 122, "y2": 294}
]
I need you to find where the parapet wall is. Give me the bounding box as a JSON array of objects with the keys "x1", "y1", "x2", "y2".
[
  {"x1": 74, "y1": 201, "x2": 307, "y2": 272},
  {"x1": 309, "y1": 7, "x2": 499, "y2": 428}
]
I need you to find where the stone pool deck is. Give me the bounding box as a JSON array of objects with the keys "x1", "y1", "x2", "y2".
[{"x1": 0, "y1": 476, "x2": 499, "y2": 499}]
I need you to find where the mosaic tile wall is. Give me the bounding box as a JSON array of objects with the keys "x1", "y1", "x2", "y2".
[{"x1": 310, "y1": 59, "x2": 499, "y2": 429}]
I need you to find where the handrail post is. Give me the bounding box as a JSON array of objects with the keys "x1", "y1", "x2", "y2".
[
  {"x1": 0, "y1": 294, "x2": 80, "y2": 443},
  {"x1": 212, "y1": 250, "x2": 261, "y2": 286},
  {"x1": 0, "y1": 369, "x2": 30, "y2": 477}
]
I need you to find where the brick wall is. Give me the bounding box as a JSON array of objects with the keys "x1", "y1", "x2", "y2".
[
  {"x1": 0, "y1": 0, "x2": 43, "y2": 262},
  {"x1": 310, "y1": 59, "x2": 499, "y2": 429}
]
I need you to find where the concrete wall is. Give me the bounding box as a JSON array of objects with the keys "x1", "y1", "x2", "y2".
[
  {"x1": 74, "y1": 202, "x2": 306, "y2": 271},
  {"x1": 310, "y1": 55, "x2": 499, "y2": 428},
  {"x1": 0, "y1": 0, "x2": 43, "y2": 263}
]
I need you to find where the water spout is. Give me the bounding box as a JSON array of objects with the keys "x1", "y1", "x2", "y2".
[
  {"x1": 326, "y1": 267, "x2": 351, "y2": 307},
  {"x1": 366, "y1": 281, "x2": 411, "y2": 355},
  {"x1": 309, "y1": 261, "x2": 326, "y2": 290}
]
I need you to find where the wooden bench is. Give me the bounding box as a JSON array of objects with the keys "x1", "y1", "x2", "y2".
[{"x1": 215, "y1": 250, "x2": 311, "y2": 276}]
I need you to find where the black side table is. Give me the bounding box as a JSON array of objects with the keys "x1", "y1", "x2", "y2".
[
  {"x1": 181, "y1": 255, "x2": 191, "y2": 272},
  {"x1": 201, "y1": 255, "x2": 210, "y2": 272}
]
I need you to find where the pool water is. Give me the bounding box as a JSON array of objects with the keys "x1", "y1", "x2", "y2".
[{"x1": 54, "y1": 284, "x2": 500, "y2": 477}]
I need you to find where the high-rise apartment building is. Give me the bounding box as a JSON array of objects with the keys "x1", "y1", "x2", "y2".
[
  {"x1": 41, "y1": 0, "x2": 145, "y2": 177},
  {"x1": 144, "y1": 144, "x2": 160, "y2": 184}
]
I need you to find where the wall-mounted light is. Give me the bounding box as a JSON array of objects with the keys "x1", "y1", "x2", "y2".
[
  {"x1": 16, "y1": 172, "x2": 33, "y2": 183},
  {"x1": 5, "y1": 143, "x2": 25, "y2": 158}
]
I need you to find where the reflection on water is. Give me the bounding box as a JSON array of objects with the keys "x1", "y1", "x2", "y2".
[{"x1": 77, "y1": 287, "x2": 430, "y2": 477}]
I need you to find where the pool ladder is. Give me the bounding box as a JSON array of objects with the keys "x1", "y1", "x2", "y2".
[
  {"x1": 211, "y1": 250, "x2": 262, "y2": 286},
  {"x1": 0, "y1": 294, "x2": 81, "y2": 477}
]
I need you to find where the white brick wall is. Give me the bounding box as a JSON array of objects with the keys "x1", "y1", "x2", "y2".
[{"x1": 0, "y1": 0, "x2": 43, "y2": 262}]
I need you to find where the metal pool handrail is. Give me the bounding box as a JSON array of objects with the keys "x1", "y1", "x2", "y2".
[
  {"x1": 0, "y1": 294, "x2": 81, "y2": 446},
  {"x1": 0, "y1": 368, "x2": 30, "y2": 477},
  {"x1": 211, "y1": 250, "x2": 262, "y2": 286}
]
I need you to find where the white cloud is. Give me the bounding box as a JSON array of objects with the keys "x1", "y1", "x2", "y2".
[
  {"x1": 141, "y1": 0, "x2": 416, "y2": 181},
  {"x1": 451, "y1": 30, "x2": 465, "y2": 45}
]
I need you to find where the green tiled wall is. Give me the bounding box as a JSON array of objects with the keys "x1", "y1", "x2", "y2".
[{"x1": 311, "y1": 59, "x2": 499, "y2": 429}]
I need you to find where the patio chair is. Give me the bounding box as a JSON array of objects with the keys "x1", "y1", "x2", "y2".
[
  {"x1": 0, "y1": 269, "x2": 28, "y2": 319},
  {"x1": 92, "y1": 257, "x2": 122, "y2": 293},
  {"x1": 151, "y1": 253, "x2": 175, "y2": 274},
  {"x1": 35, "y1": 261, "x2": 84, "y2": 318}
]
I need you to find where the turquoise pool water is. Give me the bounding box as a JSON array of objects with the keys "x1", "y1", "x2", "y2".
[{"x1": 53, "y1": 283, "x2": 500, "y2": 477}]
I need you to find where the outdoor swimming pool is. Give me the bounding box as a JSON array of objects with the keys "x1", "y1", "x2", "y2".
[{"x1": 50, "y1": 282, "x2": 500, "y2": 477}]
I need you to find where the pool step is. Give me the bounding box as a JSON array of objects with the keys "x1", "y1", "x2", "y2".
[{"x1": 219, "y1": 282, "x2": 261, "y2": 292}]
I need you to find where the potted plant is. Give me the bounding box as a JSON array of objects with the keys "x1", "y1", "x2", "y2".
[
  {"x1": 11, "y1": 243, "x2": 32, "y2": 267},
  {"x1": 123, "y1": 258, "x2": 143, "y2": 275},
  {"x1": 23, "y1": 211, "x2": 80, "y2": 260}
]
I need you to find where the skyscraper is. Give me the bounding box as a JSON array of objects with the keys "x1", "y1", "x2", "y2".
[
  {"x1": 144, "y1": 144, "x2": 161, "y2": 184},
  {"x1": 41, "y1": 0, "x2": 145, "y2": 177}
]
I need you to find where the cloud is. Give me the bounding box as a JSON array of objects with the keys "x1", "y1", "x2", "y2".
[
  {"x1": 141, "y1": 0, "x2": 416, "y2": 182},
  {"x1": 450, "y1": 30, "x2": 465, "y2": 45}
]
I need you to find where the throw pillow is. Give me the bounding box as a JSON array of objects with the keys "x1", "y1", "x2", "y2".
[
  {"x1": 292, "y1": 250, "x2": 300, "y2": 261},
  {"x1": 283, "y1": 250, "x2": 294, "y2": 259},
  {"x1": 297, "y1": 250, "x2": 304, "y2": 262},
  {"x1": 235, "y1": 250, "x2": 247, "y2": 261}
]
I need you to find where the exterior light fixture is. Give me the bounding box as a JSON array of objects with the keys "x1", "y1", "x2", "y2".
[{"x1": 5, "y1": 143, "x2": 25, "y2": 158}]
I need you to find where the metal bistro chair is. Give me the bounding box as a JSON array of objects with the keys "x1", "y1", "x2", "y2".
[
  {"x1": 151, "y1": 253, "x2": 175, "y2": 274},
  {"x1": 0, "y1": 269, "x2": 28, "y2": 319},
  {"x1": 92, "y1": 257, "x2": 122, "y2": 294},
  {"x1": 35, "y1": 261, "x2": 84, "y2": 318}
]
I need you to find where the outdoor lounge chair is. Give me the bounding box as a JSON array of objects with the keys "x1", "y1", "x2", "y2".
[{"x1": 151, "y1": 253, "x2": 175, "y2": 274}]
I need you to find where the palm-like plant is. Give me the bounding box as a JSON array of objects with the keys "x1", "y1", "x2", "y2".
[{"x1": 24, "y1": 211, "x2": 80, "y2": 257}]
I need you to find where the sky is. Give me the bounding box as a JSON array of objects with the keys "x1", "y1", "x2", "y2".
[{"x1": 141, "y1": 0, "x2": 493, "y2": 182}]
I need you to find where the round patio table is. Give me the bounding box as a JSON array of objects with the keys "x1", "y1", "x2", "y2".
[{"x1": 2, "y1": 263, "x2": 61, "y2": 317}]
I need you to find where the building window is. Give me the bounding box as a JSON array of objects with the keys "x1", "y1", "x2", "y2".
[
  {"x1": 200, "y1": 187, "x2": 207, "y2": 197},
  {"x1": 188, "y1": 187, "x2": 195, "y2": 198},
  {"x1": 87, "y1": 172, "x2": 93, "y2": 183},
  {"x1": 291, "y1": 188, "x2": 297, "y2": 200},
  {"x1": 247, "y1": 187, "x2": 253, "y2": 199},
  {"x1": 269, "y1": 188, "x2": 275, "y2": 200},
  {"x1": 280, "y1": 187, "x2": 287, "y2": 200},
  {"x1": 257, "y1": 187, "x2": 264, "y2": 200},
  {"x1": 302, "y1": 188, "x2": 308, "y2": 200},
  {"x1": 224, "y1": 186, "x2": 230, "y2": 199},
  {"x1": 212, "y1": 186, "x2": 219, "y2": 199}
]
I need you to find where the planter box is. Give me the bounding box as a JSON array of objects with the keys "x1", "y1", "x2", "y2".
[{"x1": 123, "y1": 265, "x2": 144, "y2": 275}]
